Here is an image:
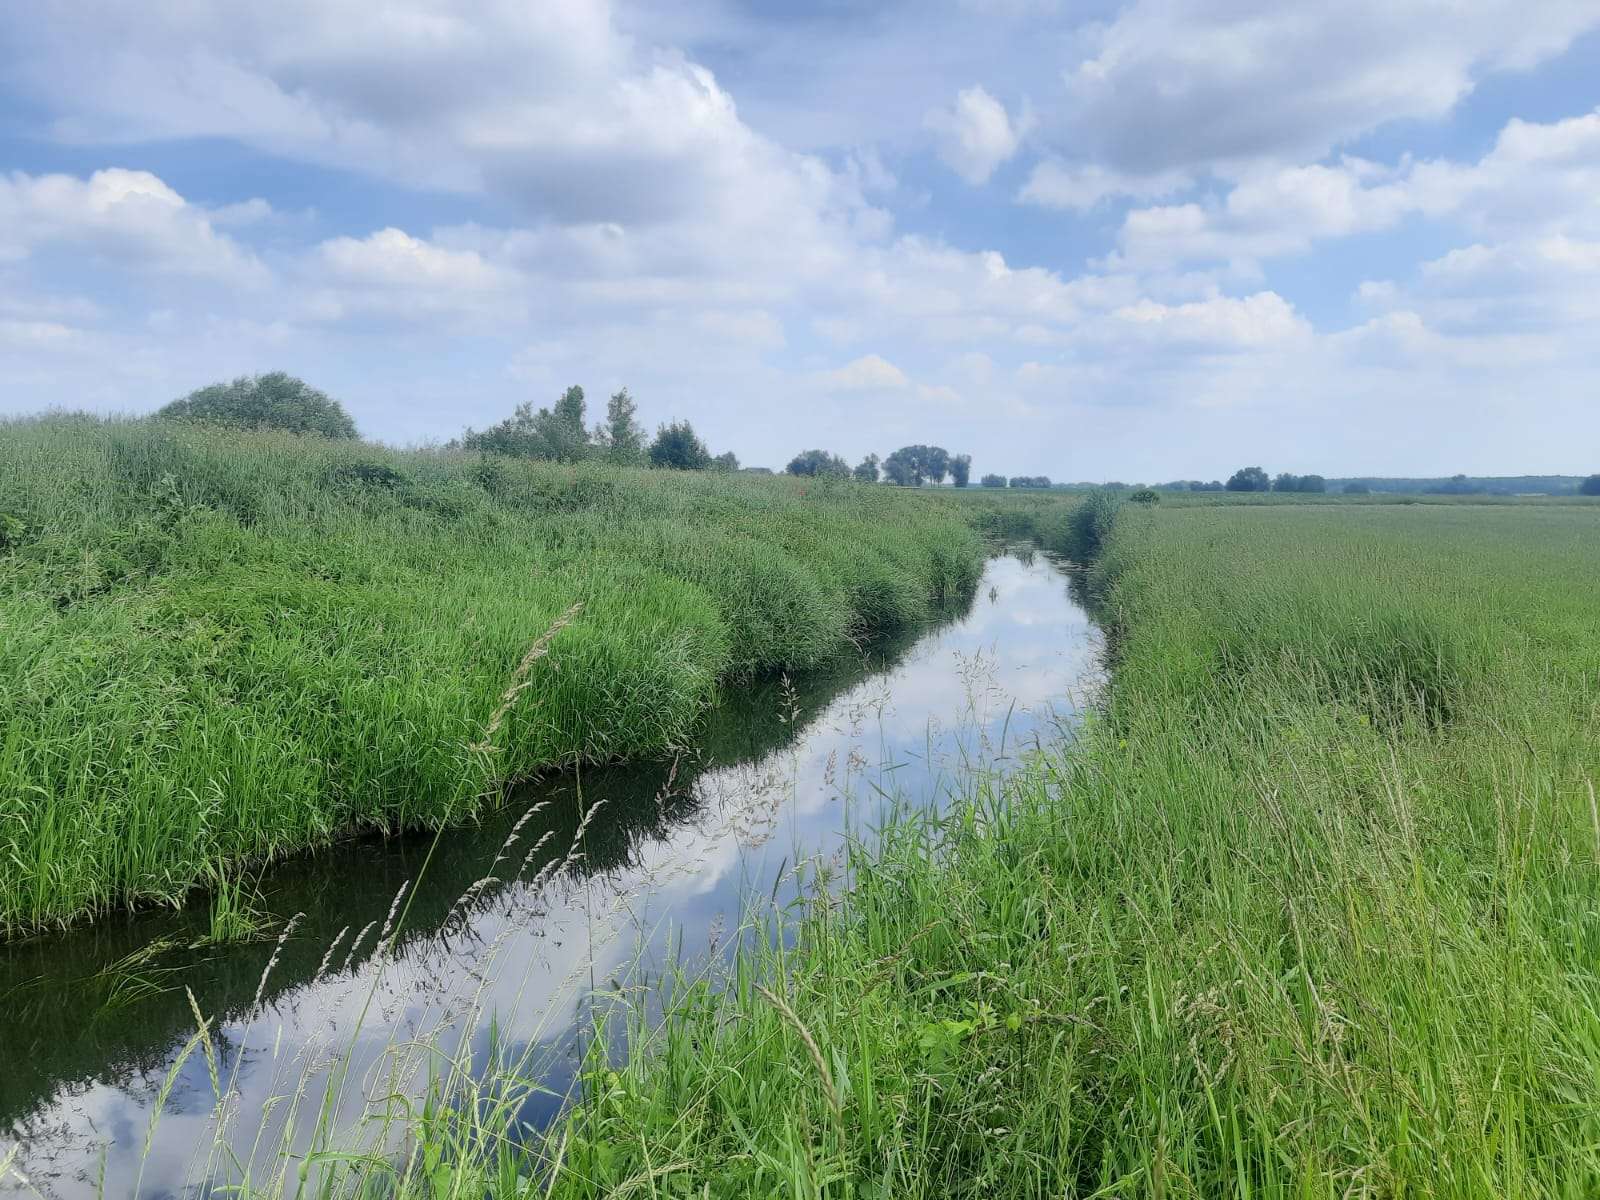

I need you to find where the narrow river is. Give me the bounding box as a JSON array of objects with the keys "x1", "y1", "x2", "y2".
[{"x1": 0, "y1": 549, "x2": 1101, "y2": 1197}]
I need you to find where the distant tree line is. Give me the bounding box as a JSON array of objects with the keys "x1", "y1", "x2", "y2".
[
  {"x1": 1204, "y1": 467, "x2": 1329, "y2": 493},
  {"x1": 143, "y1": 374, "x2": 1600, "y2": 499},
  {"x1": 457, "y1": 386, "x2": 739, "y2": 471},
  {"x1": 785, "y1": 443, "x2": 973, "y2": 487},
  {"x1": 976, "y1": 474, "x2": 1053, "y2": 488},
  {"x1": 1176, "y1": 471, "x2": 1600, "y2": 496}
]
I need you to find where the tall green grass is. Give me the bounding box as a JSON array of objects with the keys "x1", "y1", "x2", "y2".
[
  {"x1": 0, "y1": 416, "x2": 983, "y2": 933},
  {"x1": 505, "y1": 502, "x2": 1600, "y2": 1197}
]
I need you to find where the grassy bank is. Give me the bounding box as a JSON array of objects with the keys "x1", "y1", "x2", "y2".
[
  {"x1": 515, "y1": 501, "x2": 1600, "y2": 1197},
  {"x1": 0, "y1": 416, "x2": 983, "y2": 933}
]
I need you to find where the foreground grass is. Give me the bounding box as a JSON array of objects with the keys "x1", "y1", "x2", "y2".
[
  {"x1": 487, "y1": 502, "x2": 1600, "y2": 1197},
  {"x1": 0, "y1": 416, "x2": 982, "y2": 933}
]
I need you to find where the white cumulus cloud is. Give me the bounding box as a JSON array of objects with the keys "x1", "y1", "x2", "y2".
[{"x1": 926, "y1": 86, "x2": 1024, "y2": 185}]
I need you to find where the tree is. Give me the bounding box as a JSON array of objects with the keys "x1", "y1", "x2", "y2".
[
  {"x1": 461, "y1": 385, "x2": 590, "y2": 462},
  {"x1": 882, "y1": 444, "x2": 962, "y2": 486},
  {"x1": 853, "y1": 454, "x2": 880, "y2": 483},
  {"x1": 648, "y1": 420, "x2": 712, "y2": 470},
  {"x1": 1130, "y1": 488, "x2": 1161, "y2": 504},
  {"x1": 980, "y1": 473, "x2": 1006, "y2": 488},
  {"x1": 882, "y1": 447, "x2": 921, "y2": 486},
  {"x1": 1009, "y1": 475, "x2": 1052, "y2": 489},
  {"x1": 1189, "y1": 480, "x2": 1224, "y2": 492},
  {"x1": 949, "y1": 454, "x2": 972, "y2": 488},
  {"x1": 1581, "y1": 475, "x2": 1600, "y2": 496},
  {"x1": 1226, "y1": 466, "x2": 1270, "y2": 492},
  {"x1": 785, "y1": 449, "x2": 851, "y2": 479},
  {"x1": 1273, "y1": 472, "x2": 1328, "y2": 494},
  {"x1": 712, "y1": 451, "x2": 740, "y2": 471},
  {"x1": 595, "y1": 387, "x2": 645, "y2": 464},
  {"x1": 156, "y1": 372, "x2": 358, "y2": 439},
  {"x1": 1342, "y1": 482, "x2": 1371, "y2": 495}
]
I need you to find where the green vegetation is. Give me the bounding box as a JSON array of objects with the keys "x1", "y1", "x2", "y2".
[
  {"x1": 1272, "y1": 471, "x2": 1327, "y2": 492},
  {"x1": 647, "y1": 418, "x2": 714, "y2": 469},
  {"x1": 1226, "y1": 464, "x2": 1271, "y2": 491},
  {"x1": 883, "y1": 444, "x2": 955, "y2": 486},
  {"x1": 0, "y1": 415, "x2": 983, "y2": 933},
  {"x1": 595, "y1": 387, "x2": 646, "y2": 465},
  {"x1": 156, "y1": 372, "x2": 359, "y2": 439},
  {"x1": 503, "y1": 500, "x2": 1600, "y2": 1196},
  {"x1": 458, "y1": 385, "x2": 593, "y2": 462},
  {"x1": 1582, "y1": 474, "x2": 1600, "y2": 496},
  {"x1": 786, "y1": 448, "x2": 852, "y2": 478}
]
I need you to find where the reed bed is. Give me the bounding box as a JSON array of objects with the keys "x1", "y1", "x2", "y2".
[{"x1": 0, "y1": 415, "x2": 983, "y2": 933}]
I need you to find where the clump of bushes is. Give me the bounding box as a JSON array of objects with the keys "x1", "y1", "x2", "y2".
[
  {"x1": 157, "y1": 372, "x2": 359, "y2": 439},
  {"x1": 1061, "y1": 488, "x2": 1122, "y2": 562},
  {"x1": 648, "y1": 420, "x2": 713, "y2": 470}
]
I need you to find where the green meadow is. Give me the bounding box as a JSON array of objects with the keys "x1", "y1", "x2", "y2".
[
  {"x1": 0, "y1": 416, "x2": 982, "y2": 933},
  {"x1": 520, "y1": 500, "x2": 1600, "y2": 1197}
]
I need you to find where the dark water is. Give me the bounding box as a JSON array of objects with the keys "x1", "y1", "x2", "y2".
[{"x1": 0, "y1": 550, "x2": 1101, "y2": 1196}]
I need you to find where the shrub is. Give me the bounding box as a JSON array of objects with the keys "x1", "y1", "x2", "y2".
[
  {"x1": 785, "y1": 449, "x2": 851, "y2": 479},
  {"x1": 156, "y1": 373, "x2": 358, "y2": 439},
  {"x1": 1059, "y1": 488, "x2": 1122, "y2": 562},
  {"x1": 649, "y1": 421, "x2": 713, "y2": 470},
  {"x1": 1129, "y1": 488, "x2": 1160, "y2": 504},
  {"x1": 460, "y1": 387, "x2": 590, "y2": 463}
]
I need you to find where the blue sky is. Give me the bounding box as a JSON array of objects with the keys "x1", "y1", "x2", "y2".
[{"x1": 1, "y1": 1, "x2": 1597, "y2": 480}]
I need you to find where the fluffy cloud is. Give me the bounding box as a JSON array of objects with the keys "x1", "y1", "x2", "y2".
[
  {"x1": 1097, "y1": 293, "x2": 1312, "y2": 354},
  {"x1": 305, "y1": 227, "x2": 525, "y2": 326},
  {"x1": 1, "y1": 1, "x2": 855, "y2": 238},
  {"x1": 926, "y1": 86, "x2": 1025, "y2": 185},
  {"x1": 0, "y1": 168, "x2": 267, "y2": 283},
  {"x1": 1059, "y1": 0, "x2": 1600, "y2": 175},
  {"x1": 1117, "y1": 108, "x2": 1600, "y2": 268}
]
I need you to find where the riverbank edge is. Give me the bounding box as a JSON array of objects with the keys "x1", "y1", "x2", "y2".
[{"x1": 2, "y1": 419, "x2": 1010, "y2": 935}]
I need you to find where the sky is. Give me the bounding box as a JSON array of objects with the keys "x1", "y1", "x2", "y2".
[{"x1": 1, "y1": 1, "x2": 1597, "y2": 481}]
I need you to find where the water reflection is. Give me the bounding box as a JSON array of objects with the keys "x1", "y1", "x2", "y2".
[{"x1": 0, "y1": 550, "x2": 1100, "y2": 1197}]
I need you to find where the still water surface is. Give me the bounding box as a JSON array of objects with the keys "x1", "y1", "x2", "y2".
[{"x1": 0, "y1": 549, "x2": 1100, "y2": 1197}]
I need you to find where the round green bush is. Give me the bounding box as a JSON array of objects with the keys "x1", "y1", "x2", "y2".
[{"x1": 157, "y1": 372, "x2": 359, "y2": 439}]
